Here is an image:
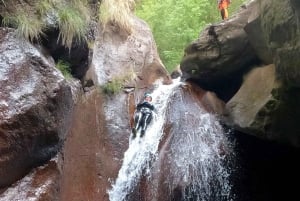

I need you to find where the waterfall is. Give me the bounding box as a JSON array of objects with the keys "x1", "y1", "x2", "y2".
[
  {"x1": 108, "y1": 79, "x2": 235, "y2": 201},
  {"x1": 108, "y1": 79, "x2": 182, "y2": 201},
  {"x1": 163, "y1": 97, "x2": 235, "y2": 201}
]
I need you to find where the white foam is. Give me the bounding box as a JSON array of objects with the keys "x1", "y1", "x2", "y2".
[{"x1": 108, "y1": 78, "x2": 181, "y2": 201}]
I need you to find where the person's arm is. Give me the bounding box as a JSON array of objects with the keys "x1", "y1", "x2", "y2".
[
  {"x1": 142, "y1": 102, "x2": 154, "y2": 110},
  {"x1": 136, "y1": 102, "x2": 143, "y2": 110}
]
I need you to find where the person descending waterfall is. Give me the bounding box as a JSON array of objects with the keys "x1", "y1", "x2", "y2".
[
  {"x1": 132, "y1": 93, "x2": 155, "y2": 138},
  {"x1": 218, "y1": 0, "x2": 231, "y2": 20}
]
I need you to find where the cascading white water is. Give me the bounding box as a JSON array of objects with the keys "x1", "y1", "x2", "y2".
[
  {"x1": 164, "y1": 101, "x2": 235, "y2": 201},
  {"x1": 108, "y1": 79, "x2": 182, "y2": 201},
  {"x1": 108, "y1": 79, "x2": 235, "y2": 201}
]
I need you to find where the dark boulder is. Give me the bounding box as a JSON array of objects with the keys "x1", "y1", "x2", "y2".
[
  {"x1": 0, "y1": 28, "x2": 73, "y2": 187},
  {"x1": 225, "y1": 64, "x2": 300, "y2": 147},
  {"x1": 245, "y1": 0, "x2": 300, "y2": 87},
  {"x1": 0, "y1": 157, "x2": 61, "y2": 201},
  {"x1": 180, "y1": 0, "x2": 260, "y2": 101}
]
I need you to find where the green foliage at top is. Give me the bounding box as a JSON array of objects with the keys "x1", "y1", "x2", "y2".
[
  {"x1": 99, "y1": 0, "x2": 136, "y2": 34},
  {"x1": 2, "y1": 10, "x2": 45, "y2": 42},
  {"x1": 1, "y1": 0, "x2": 90, "y2": 48},
  {"x1": 35, "y1": 0, "x2": 53, "y2": 16},
  {"x1": 1, "y1": 0, "x2": 139, "y2": 48},
  {"x1": 135, "y1": 0, "x2": 247, "y2": 72},
  {"x1": 57, "y1": 3, "x2": 89, "y2": 48}
]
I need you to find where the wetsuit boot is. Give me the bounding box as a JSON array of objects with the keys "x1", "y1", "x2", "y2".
[
  {"x1": 132, "y1": 112, "x2": 142, "y2": 139},
  {"x1": 132, "y1": 128, "x2": 137, "y2": 138}
]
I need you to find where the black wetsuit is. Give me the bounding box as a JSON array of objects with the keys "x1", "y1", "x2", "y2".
[{"x1": 133, "y1": 101, "x2": 155, "y2": 137}]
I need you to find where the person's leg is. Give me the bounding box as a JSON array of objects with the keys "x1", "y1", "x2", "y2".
[
  {"x1": 141, "y1": 113, "x2": 152, "y2": 137},
  {"x1": 221, "y1": 9, "x2": 225, "y2": 20},
  {"x1": 133, "y1": 112, "x2": 142, "y2": 137},
  {"x1": 224, "y1": 7, "x2": 228, "y2": 19}
]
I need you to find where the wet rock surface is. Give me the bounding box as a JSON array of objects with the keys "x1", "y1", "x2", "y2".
[
  {"x1": 60, "y1": 90, "x2": 127, "y2": 201},
  {"x1": 0, "y1": 157, "x2": 60, "y2": 201},
  {"x1": 1, "y1": 11, "x2": 173, "y2": 200},
  {"x1": 3, "y1": 0, "x2": 300, "y2": 200},
  {"x1": 0, "y1": 28, "x2": 73, "y2": 187},
  {"x1": 85, "y1": 16, "x2": 171, "y2": 88}
]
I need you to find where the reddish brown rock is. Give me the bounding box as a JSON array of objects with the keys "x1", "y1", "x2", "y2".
[
  {"x1": 60, "y1": 90, "x2": 123, "y2": 201},
  {"x1": 0, "y1": 156, "x2": 60, "y2": 201},
  {"x1": 85, "y1": 16, "x2": 171, "y2": 89},
  {"x1": 0, "y1": 28, "x2": 73, "y2": 187}
]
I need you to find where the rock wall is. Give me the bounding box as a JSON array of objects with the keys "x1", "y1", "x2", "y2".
[
  {"x1": 85, "y1": 15, "x2": 171, "y2": 88},
  {"x1": 0, "y1": 157, "x2": 60, "y2": 201},
  {"x1": 60, "y1": 90, "x2": 115, "y2": 201},
  {"x1": 245, "y1": 0, "x2": 300, "y2": 87},
  {"x1": 181, "y1": 0, "x2": 300, "y2": 147},
  {"x1": 180, "y1": 0, "x2": 260, "y2": 101},
  {"x1": 0, "y1": 28, "x2": 75, "y2": 188},
  {"x1": 0, "y1": 8, "x2": 172, "y2": 199},
  {"x1": 7, "y1": 0, "x2": 300, "y2": 200},
  {"x1": 60, "y1": 14, "x2": 172, "y2": 201}
]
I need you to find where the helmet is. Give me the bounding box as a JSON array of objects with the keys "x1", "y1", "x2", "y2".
[
  {"x1": 144, "y1": 92, "x2": 152, "y2": 101},
  {"x1": 144, "y1": 92, "x2": 151, "y2": 98}
]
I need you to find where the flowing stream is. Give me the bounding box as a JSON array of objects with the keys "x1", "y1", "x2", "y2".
[
  {"x1": 108, "y1": 79, "x2": 234, "y2": 201},
  {"x1": 108, "y1": 79, "x2": 181, "y2": 201},
  {"x1": 163, "y1": 93, "x2": 235, "y2": 201}
]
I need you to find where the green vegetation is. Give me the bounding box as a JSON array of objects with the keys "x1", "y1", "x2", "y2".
[
  {"x1": 35, "y1": 0, "x2": 53, "y2": 16},
  {"x1": 57, "y1": 3, "x2": 89, "y2": 48},
  {"x1": 101, "y1": 78, "x2": 123, "y2": 95},
  {"x1": 2, "y1": 10, "x2": 45, "y2": 42},
  {"x1": 0, "y1": 0, "x2": 138, "y2": 48},
  {"x1": 101, "y1": 71, "x2": 136, "y2": 95},
  {"x1": 99, "y1": 0, "x2": 136, "y2": 34},
  {"x1": 135, "y1": 0, "x2": 247, "y2": 72},
  {"x1": 1, "y1": 0, "x2": 247, "y2": 72},
  {"x1": 1, "y1": 0, "x2": 91, "y2": 48},
  {"x1": 56, "y1": 60, "x2": 72, "y2": 79}
]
